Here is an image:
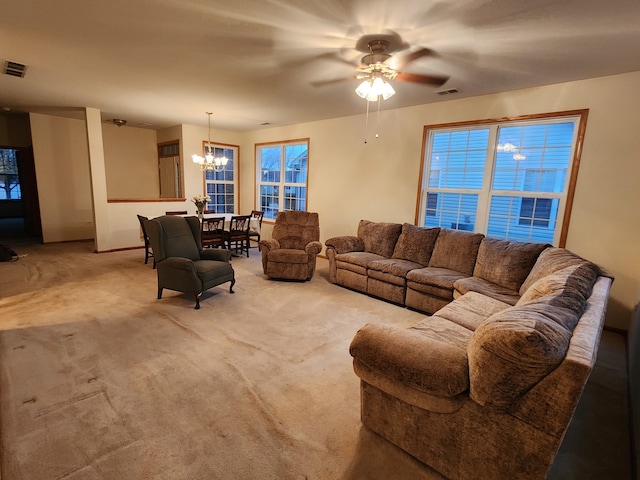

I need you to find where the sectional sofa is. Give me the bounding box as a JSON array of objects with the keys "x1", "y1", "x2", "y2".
[{"x1": 325, "y1": 220, "x2": 613, "y2": 479}]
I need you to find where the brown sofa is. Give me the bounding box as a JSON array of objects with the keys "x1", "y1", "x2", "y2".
[{"x1": 325, "y1": 220, "x2": 614, "y2": 479}]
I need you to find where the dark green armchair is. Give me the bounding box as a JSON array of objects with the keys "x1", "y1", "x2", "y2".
[{"x1": 145, "y1": 215, "x2": 235, "y2": 309}]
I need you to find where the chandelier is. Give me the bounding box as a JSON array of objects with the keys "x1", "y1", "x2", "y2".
[{"x1": 192, "y1": 112, "x2": 228, "y2": 172}]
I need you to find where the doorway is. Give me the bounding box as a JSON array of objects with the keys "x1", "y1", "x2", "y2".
[{"x1": 0, "y1": 146, "x2": 42, "y2": 244}]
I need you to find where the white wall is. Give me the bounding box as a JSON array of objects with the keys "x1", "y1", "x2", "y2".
[{"x1": 29, "y1": 70, "x2": 640, "y2": 329}]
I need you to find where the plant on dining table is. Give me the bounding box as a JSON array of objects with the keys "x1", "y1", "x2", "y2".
[{"x1": 191, "y1": 194, "x2": 211, "y2": 214}]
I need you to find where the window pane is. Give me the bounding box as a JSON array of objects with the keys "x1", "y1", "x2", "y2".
[
  {"x1": 205, "y1": 147, "x2": 234, "y2": 181},
  {"x1": 206, "y1": 183, "x2": 235, "y2": 214},
  {"x1": 284, "y1": 186, "x2": 306, "y2": 211},
  {"x1": 488, "y1": 195, "x2": 557, "y2": 244},
  {"x1": 284, "y1": 144, "x2": 308, "y2": 184},
  {"x1": 261, "y1": 147, "x2": 281, "y2": 183},
  {"x1": 430, "y1": 129, "x2": 489, "y2": 190},
  {"x1": 424, "y1": 192, "x2": 478, "y2": 231},
  {"x1": 494, "y1": 123, "x2": 574, "y2": 192},
  {"x1": 260, "y1": 185, "x2": 280, "y2": 220}
]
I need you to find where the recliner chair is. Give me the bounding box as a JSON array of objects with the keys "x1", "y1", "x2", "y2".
[
  {"x1": 259, "y1": 211, "x2": 321, "y2": 281},
  {"x1": 145, "y1": 215, "x2": 235, "y2": 309}
]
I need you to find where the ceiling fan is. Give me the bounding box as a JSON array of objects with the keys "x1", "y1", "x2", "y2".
[{"x1": 312, "y1": 31, "x2": 450, "y2": 98}]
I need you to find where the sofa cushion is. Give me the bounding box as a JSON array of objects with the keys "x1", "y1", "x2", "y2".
[
  {"x1": 453, "y1": 276, "x2": 521, "y2": 306},
  {"x1": 468, "y1": 305, "x2": 573, "y2": 409},
  {"x1": 368, "y1": 258, "x2": 424, "y2": 277},
  {"x1": 519, "y1": 247, "x2": 597, "y2": 295},
  {"x1": 473, "y1": 238, "x2": 548, "y2": 291},
  {"x1": 406, "y1": 267, "x2": 468, "y2": 300},
  {"x1": 265, "y1": 248, "x2": 309, "y2": 264},
  {"x1": 518, "y1": 262, "x2": 599, "y2": 314},
  {"x1": 357, "y1": 220, "x2": 402, "y2": 258},
  {"x1": 391, "y1": 224, "x2": 440, "y2": 266},
  {"x1": 350, "y1": 321, "x2": 471, "y2": 398},
  {"x1": 435, "y1": 292, "x2": 512, "y2": 331},
  {"x1": 428, "y1": 229, "x2": 484, "y2": 275},
  {"x1": 336, "y1": 251, "x2": 384, "y2": 269}
]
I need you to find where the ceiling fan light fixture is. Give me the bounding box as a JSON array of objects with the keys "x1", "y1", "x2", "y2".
[{"x1": 355, "y1": 76, "x2": 395, "y2": 102}]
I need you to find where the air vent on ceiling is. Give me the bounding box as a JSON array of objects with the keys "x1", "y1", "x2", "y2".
[
  {"x1": 436, "y1": 88, "x2": 459, "y2": 96},
  {"x1": 3, "y1": 61, "x2": 27, "y2": 78}
]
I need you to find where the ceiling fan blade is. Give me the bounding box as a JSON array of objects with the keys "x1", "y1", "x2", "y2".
[
  {"x1": 394, "y1": 48, "x2": 437, "y2": 69},
  {"x1": 310, "y1": 76, "x2": 356, "y2": 87},
  {"x1": 316, "y1": 51, "x2": 360, "y2": 68},
  {"x1": 394, "y1": 72, "x2": 449, "y2": 86},
  {"x1": 281, "y1": 51, "x2": 358, "y2": 69}
]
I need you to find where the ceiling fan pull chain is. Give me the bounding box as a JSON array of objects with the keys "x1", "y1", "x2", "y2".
[
  {"x1": 364, "y1": 98, "x2": 371, "y2": 144},
  {"x1": 375, "y1": 97, "x2": 381, "y2": 139}
]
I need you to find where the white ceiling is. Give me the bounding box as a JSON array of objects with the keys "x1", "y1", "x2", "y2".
[{"x1": 1, "y1": 0, "x2": 639, "y2": 132}]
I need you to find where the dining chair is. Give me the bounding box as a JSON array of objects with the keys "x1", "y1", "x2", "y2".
[
  {"x1": 225, "y1": 215, "x2": 251, "y2": 257},
  {"x1": 201, "y1": 217, "x2": 226, "y2": 249},
  {"x1": 165, "y1": 210, "x2": 188, "y2": 215},
  {"x1": 249, "y1": 210, "x2": 265, "y2": 249},
  {"x1": 136, "y1": 214, "x2": 155, "y2": 268}
]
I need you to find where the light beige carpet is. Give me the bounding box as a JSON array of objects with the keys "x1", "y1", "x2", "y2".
[
  {"x1": 0, "y1": 241, "x2": 631, "y2": 479},
  {"x1": 0, "y1": 242, "x2": 443, "y2": 480}
]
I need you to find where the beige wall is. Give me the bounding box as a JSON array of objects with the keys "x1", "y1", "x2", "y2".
[
  {"x1": 28, "y1": 70, "x2": 640, "y2": 329},
  {"x1": 29, "y1": 113, "x2": 94, "y2": 242},
  {"x1": 103, "y1": 123, "x2": 158, "y2": 198}
]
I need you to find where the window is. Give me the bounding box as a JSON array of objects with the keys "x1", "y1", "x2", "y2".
[
  {"x1": 0, "y1": 148, "x2": 21, "y2": 200},
  {"x1": 256, "y1": 139, "x2": 309, "y2": 220},
  {"x1": 419, "y1": 111, "x2": 587, "y2": 246},
  {"x1": 204, "y1": 143, "x2": 239, "y2": 214}
]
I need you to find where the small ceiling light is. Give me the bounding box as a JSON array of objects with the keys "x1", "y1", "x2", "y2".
[
  {"x1": 111, "y1": 119, "x2": 127, "y2": 127},
  {"x1": 192, "y1": 112, "x2": 228, "y2": 173}
]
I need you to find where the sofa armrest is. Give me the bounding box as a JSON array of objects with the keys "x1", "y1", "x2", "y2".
[
  {"x1": 162, "y1": 256, "x2": 197, "y2": 274},
  {"x1": 259, "y1": 238, "x2": 280, "y2": 253},
  {"x1": 325, "y1": 236, "x2": 364, "y2": 254},
  {"x1": 305, "y1": 241, "x2": 322, "y2": 256},
  {"x1": 350, "y1": 323, "x2": 469, "y2": 398}
]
